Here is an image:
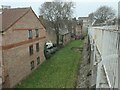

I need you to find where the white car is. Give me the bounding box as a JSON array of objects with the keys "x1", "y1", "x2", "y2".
[{"x1": 46, "y1": 41, "x2": 53, "y2": 49}]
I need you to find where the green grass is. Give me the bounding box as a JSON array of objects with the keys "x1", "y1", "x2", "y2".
[{"x1": 17, "y1": 40, "x2": 84, "y2": 88}]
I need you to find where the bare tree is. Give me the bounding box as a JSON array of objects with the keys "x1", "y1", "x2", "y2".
[
  {"x1": 40, "y1": 2, "x2": 74, "y2": 45},
  {"x1": 88, "y1": 12, "x2": 94, "y2": 24},
  {"x1": 94, "y1": 5, "x2": 115, "y2": 24}
]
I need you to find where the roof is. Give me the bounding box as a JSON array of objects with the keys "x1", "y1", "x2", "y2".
[
  {"x1": 78, "y1": 17, "x2": 88, "y2": 21},
  {"x1": 2, "y1": 7, "x2": 31, "y2": 31},
  {"x1": 39, "y1": 15, "x2": 46, "y2": 29}
]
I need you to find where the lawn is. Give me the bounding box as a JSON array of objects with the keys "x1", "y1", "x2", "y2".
[{"x1": 17, "y1": 40, "x2": 84, "y2": 88}]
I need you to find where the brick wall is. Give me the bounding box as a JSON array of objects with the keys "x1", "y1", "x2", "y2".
[
  {"x1": 76, "y1": 24, "x2": 82, "y2": 36},
  {"x1": 2, "y1": 9, "x2": 46, "y2": 88},
  {"x1": 46, "y1": 30, "x2": 57, "y2": 44},
  {"x1": 63, "y1": 33, "x2": 71, "y2": 45}
]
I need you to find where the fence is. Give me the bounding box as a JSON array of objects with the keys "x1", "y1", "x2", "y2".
[{"x1": 88, "y1": 25, "x2": 119, "y2": 88}]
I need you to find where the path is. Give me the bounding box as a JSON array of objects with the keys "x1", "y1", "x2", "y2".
[{"x1": 76, "y1": 36, "x2": 91, "y2": 88}]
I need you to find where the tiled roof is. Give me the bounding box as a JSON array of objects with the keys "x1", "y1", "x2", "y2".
[{"x1": 2, "y1": 7, "x2": 30, "y2": 31}]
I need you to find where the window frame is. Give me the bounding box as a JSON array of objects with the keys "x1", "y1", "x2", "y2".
[
  {"x1": 35, "y1": 29, "x2": 39, "y2": 38},
  {"x1": 31, "y1": 61, "x2": 34, "y2": 70},
  {"x1": 37, "y1": 56, "x2": 40, "y2": 65},
  {"x1": 29, "y1": 45, "x2": 33, "y2": 55},
  {"x1": 28, "y1": 30, "x2": 32, "y2": 39},
  {"x1": 36, "y1": 43, "x2": 39, "y2": 52}
]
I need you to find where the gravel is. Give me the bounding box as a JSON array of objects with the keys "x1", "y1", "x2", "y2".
[{"x1": 76, "y1": 37, "x2": 91, "y2": 88}]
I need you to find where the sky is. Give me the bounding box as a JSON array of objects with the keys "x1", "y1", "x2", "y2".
[{"x1": 0, "y1": 0, "x2": 119, "y2": 18}]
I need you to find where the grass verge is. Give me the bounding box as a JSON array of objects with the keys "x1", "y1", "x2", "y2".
[{"x1": 17, "y1": 40, "x2": 84, "y2": 88}]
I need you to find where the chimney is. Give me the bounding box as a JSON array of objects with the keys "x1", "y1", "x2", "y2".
[{"x1": 39, "y1": 15, "x2": 43, "y2": 20}]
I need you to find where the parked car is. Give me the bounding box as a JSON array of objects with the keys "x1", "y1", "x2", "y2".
[
  {"x1": 46, "y1": 41, "x2": 53, "y2": 49},
  {"x1": 44, "y1": 41, "x2": 57, "y2": 59}
]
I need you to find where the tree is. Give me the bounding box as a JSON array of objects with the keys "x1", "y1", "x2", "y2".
[
  {"x1": 88, "y1": 12, "x2": 94, "y2": 24},
  {"x1": 94, "y1": 5, "x2": 115, "y2": 24},
  {"x1": 40, "y1": 2, "x2": 74, "y2": 46}
]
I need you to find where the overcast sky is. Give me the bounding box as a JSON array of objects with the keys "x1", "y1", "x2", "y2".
[{"x1": 0, "y1": 0, "x2": 119, "y2": 18}]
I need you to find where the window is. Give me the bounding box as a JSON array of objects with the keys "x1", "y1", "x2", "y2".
[
  {"x1": 31, "y1": 61, "x2": 34, "y2": 70},
  {"x1": 28, "y1": 30, "x2": 32, "y2": 39},
  {"x1": 36, "y1": 43, "x2": 39, "y2": 52},
  {"x1": 35, "y1": 29, "x2": 39, "y2": 37},
  {"x1": 60, "y1": 35, "x2": 63, "y2": 42},
  {"x1": 37, "y1": 57, "x2": 40, "y2": 65},
  {"x1": 29, "y1": 45, "x2": 33, "y2": 55}
]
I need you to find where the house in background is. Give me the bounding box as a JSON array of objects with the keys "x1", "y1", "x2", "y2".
[
  {"x1": 39, "y1": 16, "x2": 71, "y2": 45},
  {"x1": 39, "y1": 16, "x2": 57, "y2": 44},
  {"x1": 45, "y1": 28, "x2": 71, "y2": 46},
  {"x1": 71, "y1": 18, "x2": 83, "y2": 39},
  {"x1": 59, "y1": 28, "x2": 71, "y2": 45},
  {"x1": 46, "y1": 29, "x2": 57, "y2": 44},
  {"x1": 1, "y1": 7, "x2": 46, "y2": 88},
  {"x1": 78, "y1": 17, "x2": 89, "y2": 35},
  {"x1": 75, "y1": 22, "x2": 83, "y2": 39}
]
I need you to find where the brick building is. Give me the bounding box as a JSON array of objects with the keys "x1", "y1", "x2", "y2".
[
  {"x1": 39, "y1": 16, "x2": 57, "y2": 44},
  {"x1": 75, "y1": 23, "x2": 82, "y2": 36},
  {"x1": 78, "y1": 17, "x2": 89, "y2": 35},
  {"x1": 70, "y1": 18, "x2": 83, "y2": 39},
  {"x1": 1, "y1": 7, "x2": 46, "y2": 88},
  {"x1": 0, "y1": 10, "x2": 2, "y2": 90},
  {"x1": 59, "y1": 28, "x2": 71, "y2": 45}
]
